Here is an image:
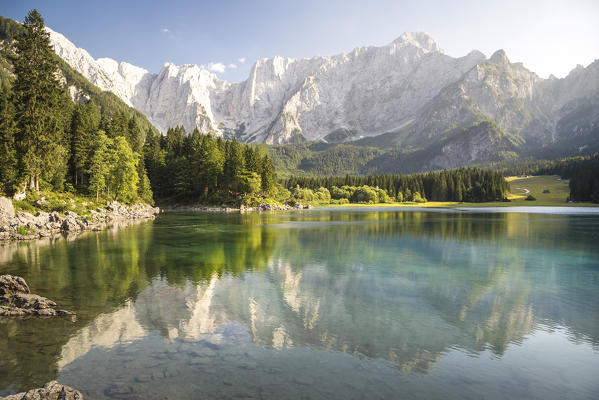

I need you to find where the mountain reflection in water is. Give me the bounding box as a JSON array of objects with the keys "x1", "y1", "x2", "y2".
[{"x1": 1, "y1": 210, "x2": 598, "y2": 399}]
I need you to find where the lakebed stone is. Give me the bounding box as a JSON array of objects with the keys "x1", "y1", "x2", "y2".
[
  {"x1": 0, "y1": 381, "x2": 83, "y2": 400},
  {"x1": 0, "y1": 380, "x2": 83, "y2": 400}
]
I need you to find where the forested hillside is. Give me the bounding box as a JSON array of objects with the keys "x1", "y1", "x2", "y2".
[
  {"x1": 0, "y1": 11, "x2": 153, "y2": 203},
  {"x1": 0, "y1": 10, "x2": 278, "y2": 208}
]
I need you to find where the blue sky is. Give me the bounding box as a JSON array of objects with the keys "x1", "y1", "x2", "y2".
[{"x1": 2, "y1": 0, "x2": 598, "y2": 81}]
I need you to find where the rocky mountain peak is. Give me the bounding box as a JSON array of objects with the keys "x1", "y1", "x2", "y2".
[
  {"x1": 392, "y1": 31, "x2": 443, "y2": 53},
  {"x1": 489, "y1": 49, "x2": 510, "y2": 64}
]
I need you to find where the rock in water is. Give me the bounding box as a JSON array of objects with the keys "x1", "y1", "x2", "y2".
[
  {"x1": 0, "y1": 275, "x2": 74, "y2": 318},
  {"x1": 0, "y1": 275, "x2": 30, "y2": 296},
  {"x1": 0, "y1": 380, "x2": 83, "y2": 400},
  {"x1": 10, "y1": 293, "x2": 57, "y2": 310}
]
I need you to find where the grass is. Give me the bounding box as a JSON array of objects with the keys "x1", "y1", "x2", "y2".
[
  {"x1": 17, "y1": 225, "x2": 33, "y2": 236},
  {"x1": 504, "y1": 175, "x2": 576, "y2": 206},
  {"x1": 12, "y1": 190, "x2": 109, "y2": 216}
]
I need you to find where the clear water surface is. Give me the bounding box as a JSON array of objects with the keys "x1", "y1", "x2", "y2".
[{"x1": 1, "y1": 208, "x2": 598, "y2": 399}]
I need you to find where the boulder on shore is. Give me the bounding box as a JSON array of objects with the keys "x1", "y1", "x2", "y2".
[
  {"x1": 0, "y1": 380, "x2": 83, "y2": 400},
  {"x1": 0, "y1": 196, "x2": 15, "y2": 226}
]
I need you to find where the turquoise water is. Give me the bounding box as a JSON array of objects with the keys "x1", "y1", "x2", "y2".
[{"x1": 1, "y1": 209, "x2": 598, "y2": 399}]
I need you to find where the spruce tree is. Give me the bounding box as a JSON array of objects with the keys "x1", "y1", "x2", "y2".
[
  {"x1": 12, "y1": 9, "x2": 64, "y2": 191},
  {"x1": 88, "y1": 131, "x2": 110, "y2": 201},
  {"x1": 71, "y1": 102, "x2": 100, "y2": 188},
  {"x1": 223, "y1": 138, "x2": 245, "y2": 191},
  {"x1": 260, "y1": 155, "x2": 275, "y2": 193},
  {"x1": 0, "y1": 87, "x2": 18, "y2": 194},
  {"x1": 109, "y1": 136, "x2": 140, "y2": 203}
]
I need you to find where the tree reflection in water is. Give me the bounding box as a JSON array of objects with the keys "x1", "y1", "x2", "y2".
[{"x1": 1, "y1": 210, "x2": 598, "y2": 397}]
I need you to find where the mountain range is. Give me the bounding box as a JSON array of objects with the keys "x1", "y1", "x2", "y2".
[
  {"x1": 2, "y1": 14, "x2": 598, "y2": 174},
  {"x1": 47, "y1": 27, "x2": 599, "y2": 149}
]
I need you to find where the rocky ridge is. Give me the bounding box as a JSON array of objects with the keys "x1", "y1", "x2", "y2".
[
  {"x1": 0, "y1": 197, "x2": 159, "y2": 241},
  {"x1": 46, "y1": 27, "x2": 599, "y2": 150}
]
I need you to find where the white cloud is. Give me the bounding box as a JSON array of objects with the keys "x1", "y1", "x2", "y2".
[
  {"x1": 207, "y1": 62, "x2": 226, "y2": 73},
  {"x1": 161, "y1": 28, "x2": 170, "y2": 33},
  {"x1": 238, "y1": 57, "x2": 246, "y2": 64},
  {"x1": 228, "y1": 63, "x2": 238, "y2": 69}
]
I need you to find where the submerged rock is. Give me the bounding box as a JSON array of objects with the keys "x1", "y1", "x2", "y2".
[
  {"x1": 10, "y1": 293, "x2": 57, "y2": 310},
  {"x1": 0, "y1": 275, "x2": 75, "y2": 318},
  {"x1": 0, "y1": 380, "x2": 83, "y2": 400}
]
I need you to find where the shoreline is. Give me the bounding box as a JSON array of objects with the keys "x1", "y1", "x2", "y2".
[
  {"x1": 314, "y1": 200, "x2": 599, "y2": 208},
  {"x1": 160, "y1": 201, "x2": 599, "y2": 213},
  {"x1": 0, "y1": 198, "x2": 160, "y2": 242},
  {"x1": 313, "y1": 204, "x2": 599, "y2": 215},
  {"x1": 160, "y1": 203, "x2": 313, "y2": 213}
]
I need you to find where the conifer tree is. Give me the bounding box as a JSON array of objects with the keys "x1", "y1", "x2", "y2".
[
  {"x1": 0, "y1": 87, "x2": 18, "y2": 194},
  {"x1": 71, "y1": 102, "x2": 100, "y2": 187},
  {"x1": 108, "y1": 136, "x2": 139, "y2": 203},
  {"x1": 12, "y1": 9, "x2": 65, "y2": 191},
  {"x1": 223, "y1": 138, "x2": 245, "y2": 191},
  {"x1": 127, "y1": 117, "x2": 143, "y2": 153},
  {"x1": 260, "y1": 155, "x2": 275, "y2": 193},
  {"x1": 88, "y1": 131, "x2": 110, "y2": 201}
]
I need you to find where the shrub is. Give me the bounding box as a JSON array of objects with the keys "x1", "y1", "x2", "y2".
[
  {"x1": 413, "y1": 192, "x2": 427, "y2": 203},
  {"x1": 47, "y1": 199, "x2": 69, "y2": 212},
  {"x1": 314, "y1": 187, "x2": 331, "y2": 203},
  {"x1": 13, "y1": 200, "x2": 36, "y2": 214},
  {"x1": 330, "y1": 186, "x2": 351, "y2": 200},
  {"x1": 351, "y1": 186, "x2": 378, "y2": 203},
  {"x1": 271, "y1": 184, "x2": 291, "y2": 202},
  {"x1": 542, "y1": 189, "x2": 550, "y2": 194},
  {"x1": 292, "y1": 187, "x2": 315, "y2": 202},
  {"x1": 375, "y1": 188, "x2": 391, "y2": 203},
  {"x1": 17, "y1": 225, "x2": 33, "y2": 236}
]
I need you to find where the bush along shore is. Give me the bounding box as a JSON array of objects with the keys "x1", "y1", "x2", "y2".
[{"x1": 0, "y1": 196, "x2": 159, "y2": 241}]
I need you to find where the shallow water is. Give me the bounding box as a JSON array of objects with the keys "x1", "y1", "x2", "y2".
[{"x1": 1, "y1": 209, "x2": 598, "y2": 399}]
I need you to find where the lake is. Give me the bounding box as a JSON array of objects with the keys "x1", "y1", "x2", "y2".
[{"x1": 1, "y1": 208, "x2": 598, "y2": 399}]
